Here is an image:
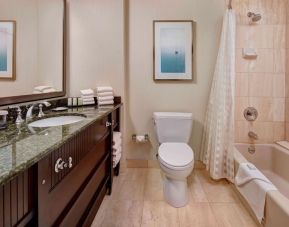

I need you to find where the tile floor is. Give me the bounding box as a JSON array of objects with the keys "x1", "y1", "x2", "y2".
[{"x1": 91, "y1": 168, "x2": 258, "y2": 227}]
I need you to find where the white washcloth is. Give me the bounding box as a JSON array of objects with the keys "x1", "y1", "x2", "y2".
[
  {"x1": 34, "y1": 86, "x2": 52, "y2": 92},
  {"x1": 96, "y1": 86, "x2": 113, "y2": 93},
  {"x1": 98, "y1": 100, "x2": 114, "y2": 106},
  {"x1": 80, "y1": 89, "x2": 94, "y2": 96},
  {"x1": 82, "y1": 97, "x2": 95, "y2": 102},
  {"x1": 97, "y1": 92, "x2": 113, "y2": 97},
  {"x1": 97, "y1": 96, "x2": 114, "y2": 102},
  {"x1": 235, "y1": 163, "x2": 277, "y2": 223},
  {"x1": 113, "y1": 153, "x2": 121, "y2": 168}
]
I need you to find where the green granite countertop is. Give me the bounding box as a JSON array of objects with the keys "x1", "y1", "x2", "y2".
[{"x1": 0, "y1": 104, "x2": 121, "y2": 186}]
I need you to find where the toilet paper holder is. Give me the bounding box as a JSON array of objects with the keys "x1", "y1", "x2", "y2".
[{"x1": 132, "y1": 134, "x2": 149, "y2": 142}]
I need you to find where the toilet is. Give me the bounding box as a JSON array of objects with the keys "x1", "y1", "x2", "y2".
[{"x1": 153, "y1": 112, "x2": 194, "y2": 208}]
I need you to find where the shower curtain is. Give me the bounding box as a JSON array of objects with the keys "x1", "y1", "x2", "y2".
[{"x1": 200, "y1": 9, "x2": 236, "y2": 182}]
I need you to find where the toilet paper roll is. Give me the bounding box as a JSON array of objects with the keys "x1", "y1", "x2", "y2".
[{"x1": 136, "y1": 135, "x2": 146, "y2": 143}]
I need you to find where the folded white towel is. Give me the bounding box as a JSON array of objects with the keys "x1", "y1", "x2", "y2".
[
  {"x1": 235, "y1": 163, "x2": 277, "y2": 223},
  {"x1": 81, "y1": 94, "x2": 94, "y2": 99},
  {"x1": 113, "y1": 153, "x2": 121, "y2": 168},
  {"x1": 34, "y1": 86, "x2": 52, "y2": 92},
  {"x1": 82, "y1": 97, "x2": 95, "y2": 102},
  {"x1": 113, "y1": 132, "x2": 122, "y2": 141},
  {"x1": 80, "y1": 89, "x2": 94, "y2": 96},
  {"x1": 83, "y1": 100, "x2": 95, "y2": 105},
  {"x1": 98, "y1": 100, "x2": 114, "y2": 106},
  {"x1": 97, "y1": 96, "x2": 114, "y2": 102},
  {"x1": 96, "y1": 86, "x2": 113, "y2": 93},
  {"x1": 113, "y1": 139, "x2": 122, "y2": 150},
  {"x1": 97, "y1": 92, "x2": 113, "y2": 97},
  {"x1": 113, "y1": 147, "x2": 122, "y2": 156}
]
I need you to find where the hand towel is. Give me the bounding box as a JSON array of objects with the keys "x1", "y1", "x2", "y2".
[
  {"x1": 113, "y1": 131, "x2": 122, "y2": 141},
  {"x1": 97, "y1": 96, "x2": 114, "y2": 102},
  {"x1": 96, "y1": 86, "x2": 113, "y2": 93},
  {"x1": 98, "y1": 100, "x2": 114, "y2": 106},
  {"x1": 113, "y1": 147, "x2": 122, "y2": 156},
  {"x1": 235, "y1": 163, "x2": 277, "y2": 223},
  {"x1": 82, "y1": 97, "x2": 95, "y2": 102},
  {"x1": 113, "y1": 139, "x2": 122, "y2": 150},
  {"x1": 80, "y1": 89, "x2": 94, "y2": 96},
  {"x1": 83, "y1": 100, "x2": 95, "y2": 105},
  {"x1": 97, "y1": 92, "x2": 113, "y2": 97}
]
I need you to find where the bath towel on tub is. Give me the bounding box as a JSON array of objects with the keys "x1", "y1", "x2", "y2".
[{"x1": 235, "y1": 163, "x2": 277, "y2": 223}]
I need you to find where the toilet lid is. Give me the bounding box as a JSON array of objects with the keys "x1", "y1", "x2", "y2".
[{"x1": 158, "y1": 143, "x2": 194, "y2": 167}]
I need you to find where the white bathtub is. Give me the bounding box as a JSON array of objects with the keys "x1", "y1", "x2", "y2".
[{"x1": 234, "y1": 144, "x2": 289, "y2": 227}]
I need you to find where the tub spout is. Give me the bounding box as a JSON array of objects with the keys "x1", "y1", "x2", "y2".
[{"x1": 248, "y1": 131, "x2": 258, "y2": 140}]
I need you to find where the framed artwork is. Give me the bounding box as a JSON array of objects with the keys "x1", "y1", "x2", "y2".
[
  {"x1": 0, "y1": 21, "x2": 16, "y2": 81},
  {"x1": 153, "y1": 20, "x2": 193, "y2": 81}
]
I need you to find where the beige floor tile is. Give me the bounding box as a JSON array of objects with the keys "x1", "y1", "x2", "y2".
[
  {"x1": 91, "y1": 197, "x2": 111, "y2": 226},
  {"x1": 144, "y1": 169, "x2": 164, "y2": 201},
  {"x1": 125, "y1": 168, "x2": 148, "y2": 181},
  {"x1": 187, "y1": 172, "x2": 208, "y2": 202},
  {"x1": 117, "y1": 179, "x2": 145, "y2": 201},
  {"x1": 141, "y1": 201, "x2": 180, "y2": 227},
  {"x1": 197, "y1": 170, "x2": 239, "y2": 203},
  {"x1": 178, "y1": 202, "x2": 218, "y2": 227},
  {"x1": 211, "y1": 203, "x2": 258, "y2": 227},
  {"x1": 93, "y1": 200, "x2": 143, "y2": 227}
]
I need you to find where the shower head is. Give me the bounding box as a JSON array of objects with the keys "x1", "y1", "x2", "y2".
[{"x1": 247, "y1": 12, "x2": 262, "y2": 22}]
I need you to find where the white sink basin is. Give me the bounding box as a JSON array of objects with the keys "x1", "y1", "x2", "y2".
[{"x1": 28, "y1": 115, "x2": 86, "y2": 128}]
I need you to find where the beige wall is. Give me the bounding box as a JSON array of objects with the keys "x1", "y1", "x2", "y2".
[
  {"x1": 126, "y1": 0, "x2": 226, "y2": 160},
  {"x1": 67, "y1": 0, "x2": 125, "y2": 98},
  {"x1": 234, "y1": 0, "x2": 287, "y2": 144}
]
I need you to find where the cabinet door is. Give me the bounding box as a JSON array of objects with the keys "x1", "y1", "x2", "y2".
[{"x1": 37, "y1": 116, "x2": 111, "y2": 227}]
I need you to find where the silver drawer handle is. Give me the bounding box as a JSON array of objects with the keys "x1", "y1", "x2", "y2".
[
  {"x1": 55, "y1": 157, "x2": 73, "y2": 173},
  {"x1": 106, "y1": 122, "x2": 112, "y2": 127}
]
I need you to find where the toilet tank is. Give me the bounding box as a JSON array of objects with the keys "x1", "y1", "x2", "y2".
[{"x1": 153, "y1": 112, "x2": 193, "y2": 144}]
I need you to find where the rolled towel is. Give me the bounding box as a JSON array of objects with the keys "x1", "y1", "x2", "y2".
[
  {"x1": 97, "y1": 96, "x2": 114, "y2": 102},
  {"x1": 98, "y1": 100, "x2": 114, "y2": 106},
  {"x1": 113, "y1": 139, "x2": 122, "y2": 150},
  {"x1": 80, "y1": 89, "x2": 94, "y2": 96},
  {"x1": 113, "y1": 147, "x2": 122, "y2": 156},
  {"x1": 97, "y1": 92, "x2": 113, "y2": 97},
  {"x1": 96, "y1": 86, "x2": 113, "y2": 93},
  {"x1": 113, "y1": 153, "x2": 121, "y2": 168},
  {"x1": 34, "y1": 86, "x2": 52, "y2": 92}
]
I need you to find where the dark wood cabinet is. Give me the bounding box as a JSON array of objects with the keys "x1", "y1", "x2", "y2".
[{"x1": 0, "y1": 105, "x2": 121, "y2": 227}]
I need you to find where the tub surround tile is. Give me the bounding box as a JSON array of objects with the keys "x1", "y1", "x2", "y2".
[
  {"x1": 272, "y1": 98, "x2": 285, "y2": 121},
  {"x1": 235, "y1": 97, "x2": 249, "y2": 121},
  {"x1": 248, "y1": 49, "x2": 274, "y2": 73},
  {"x1": 274, "y1": 122, "x2": 285, "y2": 141},
  {"x1": 273, "y1": 49, "x2": 286, "y2": 73},
  {"x1": 236, "y1": 49, "x2": 249, "y2": 72},
  {"x1": 249, "y1": 74, "x2": 273, "y2": 97},
  {"x1": 236, "y1": 73, "x2": 249, "y2": 97},
  {"x1": 249, "y1": 97, "x2": 273, "y2": 121},
  {"x1": 273, "y1": 25, "x2": 286, "y2": 49},
  {"x1": 273, "y1": 74, "x2": 285, "y2": 98}
]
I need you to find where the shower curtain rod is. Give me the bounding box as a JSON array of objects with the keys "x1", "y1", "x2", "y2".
[{"x1": 228, "y1": 0, "x2": 232, "y2": 9}]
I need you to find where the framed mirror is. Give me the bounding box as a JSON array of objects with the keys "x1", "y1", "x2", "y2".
[{"x1": 0, "y1": 0, "x2": 66, "y2": 106}]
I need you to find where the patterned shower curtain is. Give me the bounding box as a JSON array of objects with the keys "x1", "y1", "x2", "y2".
[{"x1": 200, "y1": 9, "x2": 236, "y2": 182}]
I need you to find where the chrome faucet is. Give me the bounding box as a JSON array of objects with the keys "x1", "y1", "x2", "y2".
[
  {"x1": 26, "y1": 101, "x2": 51, "y2": 120},
  {"x1": 248, "y1": 131, "x2": 258, "y2": 140}
]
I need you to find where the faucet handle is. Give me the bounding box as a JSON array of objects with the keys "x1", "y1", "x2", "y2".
[
  {"x1": 15, "y1": 107, "x2": 24, "y2": 124},
  {"x1": 38, "y1": 104, "x2": 45, "y2": 118}
]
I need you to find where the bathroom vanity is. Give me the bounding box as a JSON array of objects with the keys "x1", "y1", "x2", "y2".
[{"x1": 0, "y1": 100, "x2": 122, "y2": 227}]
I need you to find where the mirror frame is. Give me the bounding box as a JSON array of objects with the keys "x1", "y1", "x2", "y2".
[{"x1": 0, "y1": 0, "x2": 67, "y2": 106}]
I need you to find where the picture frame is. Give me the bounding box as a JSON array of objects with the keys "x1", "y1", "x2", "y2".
[
  {"x1": 153, "y1": 20, "x2": 193, "y2": 81},
  {"x1": 0, "y1": 20, "x2": 16, "y2": 81}
]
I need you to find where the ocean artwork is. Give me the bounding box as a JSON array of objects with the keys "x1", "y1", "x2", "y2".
[
  {"x1": 0, "y1": 21, "x2": 15, "y2": 80},
  {"x1": 154, "y1": 21, "x2": 193, "y2": 80},
  {"x1": 160, "y1": 28, "x2": 186, "y2": 73},
  {"x1": 0, "y1": 28, "x2": 8, "y2": 72}
]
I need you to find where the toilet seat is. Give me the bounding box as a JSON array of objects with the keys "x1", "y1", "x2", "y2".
[{"x1": 158, "y1": 143, "x2": 194, "y2": 170}]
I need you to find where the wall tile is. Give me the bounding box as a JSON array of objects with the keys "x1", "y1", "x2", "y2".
[
  {"x1": 249, "y1": 122, "x2": 274, "y2": 143},
  {"x1": 274, "y1": 122, "x2": 285, "y2": 141},
  {"x1": 273, "y1": 74, "x2": 285, "y2": 98},
  {"x1": 273, "y1": 25, "x2": 286, "y2": 49},
  {"x1": 273, "y1": 49, "x2": 286, "y2": 73},
  {"x1": 249, "y1": 97, "x2": 273, "y2": 121},
  {"x1": 272, "y1": 98, "x2": 285, "y2": 121},
  {"x1": 235, "y1": 73, "x2": 249, "y2": 96},
  {"x1": 236, "y1": 49, "x2": 249, "y2": 72},
  {"x1": 235, "y1": 97, "x2": 249, "y2": 121},
  {"x1": 248, "y1": 49, "x2": 274, "y2": 73},
  {"x1": 235, "y1": 121, "x2": 250, "y2": 143},
  {"x1": 248, "y1": 73, "x2": 272, "y2": 97}
]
